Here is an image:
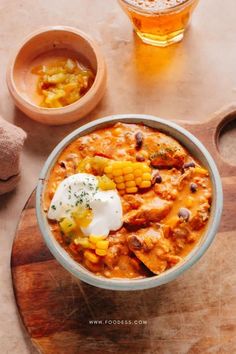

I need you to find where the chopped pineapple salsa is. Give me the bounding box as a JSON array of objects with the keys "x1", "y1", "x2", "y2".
[{"x1": 31, "y1": 58, "x2": 94, "y2": 108}]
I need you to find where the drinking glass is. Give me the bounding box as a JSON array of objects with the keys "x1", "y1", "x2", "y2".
[{"x1": 118, "y1": 0, "x2": 200, "y2": 47}]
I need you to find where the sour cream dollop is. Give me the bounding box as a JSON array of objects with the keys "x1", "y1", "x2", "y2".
[{"x1": 48, "y1": 173, "x2": 123, "y2": 236}]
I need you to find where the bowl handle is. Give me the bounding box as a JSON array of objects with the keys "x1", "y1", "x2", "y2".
[
  {"x1": 176, "y1": 105, "x2": 236, "y2": 233},
  {"x1": 175, "y1": 104, "x2": 236, "y2": 177}
]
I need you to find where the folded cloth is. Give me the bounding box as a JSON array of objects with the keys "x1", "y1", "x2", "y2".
[{"x1": 0, "y1": 116, "x2": 27, "y2": 195}]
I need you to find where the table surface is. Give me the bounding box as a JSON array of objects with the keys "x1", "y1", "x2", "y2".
[{"x1": 0, "y1": 0, "x2": 236, "y2": 353}]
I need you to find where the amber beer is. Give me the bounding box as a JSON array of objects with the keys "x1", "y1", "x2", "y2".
[{"x1": 118, "y1": 0, "x2": 199, "y2": 47}]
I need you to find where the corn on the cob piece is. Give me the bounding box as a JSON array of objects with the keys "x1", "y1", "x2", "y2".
[
  {"x1": 97, "y1": 175, "x2": 116, "y2": 190},
  {"x1": 104, "y1": 161, "x2": 152, "y2": 194}
]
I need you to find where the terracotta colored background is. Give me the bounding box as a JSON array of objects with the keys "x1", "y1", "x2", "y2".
[{"x1": 0, "y1": 0, "x2": 236, "y2": 353}]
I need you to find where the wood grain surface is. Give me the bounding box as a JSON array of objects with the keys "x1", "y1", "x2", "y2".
[{"x1": 11, "y1": 107, "x2": 236, "y2": 354}]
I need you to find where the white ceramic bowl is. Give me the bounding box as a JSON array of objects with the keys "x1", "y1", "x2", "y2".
[{"x1": 36, "y1": 114, "x2": 223, "y2": 290}]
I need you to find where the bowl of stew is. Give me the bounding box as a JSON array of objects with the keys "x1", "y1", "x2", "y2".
[{"x1": 36, "y1": 114, "x2": 223, "y2": 290}]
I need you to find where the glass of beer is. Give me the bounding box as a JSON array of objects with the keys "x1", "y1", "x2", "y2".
[{"x1": 118, "y1": 0, "x2": 200, "y2": 47}]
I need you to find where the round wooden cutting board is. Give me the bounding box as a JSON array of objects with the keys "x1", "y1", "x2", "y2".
[{"x1": 11, "y1": 107, "x2": 236, "y2": 354}]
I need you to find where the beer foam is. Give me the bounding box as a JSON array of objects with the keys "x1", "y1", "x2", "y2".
[{"x1": 125, "y1": 0, "x2": 186, "y2": 11}]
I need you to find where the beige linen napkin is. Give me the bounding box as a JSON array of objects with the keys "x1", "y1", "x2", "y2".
[{"x1": 0, "y1": 117, "x2": 26, "y2": 195}]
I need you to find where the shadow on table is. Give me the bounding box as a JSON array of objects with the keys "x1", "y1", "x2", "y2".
[{"x1": 12, "y1": 95, "x2": 109, "y2": 159}]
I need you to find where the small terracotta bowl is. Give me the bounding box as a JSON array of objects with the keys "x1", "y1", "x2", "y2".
[{"x1": 6, "y1": 26, "x2": 107, "y2": 125}]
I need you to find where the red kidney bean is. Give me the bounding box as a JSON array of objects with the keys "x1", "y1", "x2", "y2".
[
  {"x1": 183, "y1": 161, "x2": 196, "y2": 169},
  {"x1": 151, "y1": 171, "x2": 162, "y2": 185},
  {"x1": 190, "y1": 182, "x2": 198, "y2": 193},
  {"x1": 127, "y1": 235, "x2": 143, "y2": 250},
  {"x1": 178, "y1": 208, "x2": 191, "y2": 222},
  {"x1": 135, "y1": 132, "x2": 143, "y2": 150}
]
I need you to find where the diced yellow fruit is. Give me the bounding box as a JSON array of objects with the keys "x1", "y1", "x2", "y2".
[
  {"x1": 96, "y1": 240, "x2": 109, "y2": 250},
  {"x1": 89, "y1": 235, "x2": 107, "y2": 244},
  {"x1": 72, "y1": 207, "x2": 93, "y2": 228},
  {"x1": 48, "y1": 73, "x2": 66, "y2": 84},
  {"x1": 59, "y1": 218, "x2": 76, "y2": 235},
  {"x1": 125, "y1": 180, "x2": 136, "y2": 188},
  {"x1": 124, "y1": 173, "x2": 134, "y2": 181},
  {"x1": 95, "y1": 249, "x2": 107, "y2": 256},
  {"x1": 63, "y1": 82, "x2": 78, "y2": 93},
  {"x1": 134, "y1": 169, "x2": 142, "y2": 177},
  {"x1": 143, "y1": 172, "x2": 152, "y2": 180},
  {"x1": 114, "y1": 176, "x2": 124, "y2": 183},
  {"x1": 32, "y1": 58, "x2": 94, "y2": 108},
  {"x1": 98, "y1": 175, "x2": 116, "y2": 190},
  {"x1": 116, "y1": 182, "x2": 125, "y2": 190},
  {"x1": 84, "y1": 250, "x2": 100, "y2": 263},
  {"x1": 126, "y1": 187, "x2": 138, "y2": 194},
  {"x1": 74, "y1": 237, "x2": 92, "y2": 248},
  {"x1": 123, "y1": 166, "x2": 133, "y2": 174},
  {"x1": 113, "y1": 169, "x2": 123, "y2": 177},
  {"x1": 65, "y1": 58, "x2": 76, "y2": 72},
  {"x1": 140, "y1": 181, "x2": 151, "y2": 188}
]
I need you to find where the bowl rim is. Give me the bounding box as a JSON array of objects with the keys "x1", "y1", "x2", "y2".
[
  {"x1": 6, "y1": 25, "x2": 106, "y2": 116},
  {"x1": 36, "y1": 114, "x2": 223, "y2": 291}
]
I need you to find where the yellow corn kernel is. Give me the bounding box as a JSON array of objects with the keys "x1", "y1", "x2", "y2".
[
  {"x1": 143, "y1": 172, "x2": 152, "y2": 181},
  {"x1": 126, "y1": 187, "x2": 138, "y2": 194},
  {"x1": 74, "y1": 237, "x2": 92, "y2": 248},
  {"x1": 124, "y1": 173, "x2": 134, "y2": 181},
  {"x1": 104, "y1": 165, "x2": 112, "y2": 174},
  {"x1": 135, "y1": 177, "x2": 142, "y2": 186},
  {"x1": 123, "y1": 166, "x2": 133, "y2": 174},
  {"x1": 114, "y1": 176, "x2": 124, "y2": 183},
  {"x1": 125, "y1": 180, "x2": 136, "y2": 188},
  {"x1": 72, "y1": 207, "x2": 93, "y2": 228},
  {"x1": 194, "y1": 167, "x2": 208, "y2": 176},
  {"x1": 59, "y1": 218, "x2": 76, "y2": 235},
  {"x1": 142, "y1": 165, "x2": 151, "y2": 172},
  {"x1": 134, "y1": 169, "x2": 142, "y2": 177},
  {"x1": 96, "y1": 240, "x2": 109, "y2": 250},
  {"x1": 84, "y1": 250, "x2": 100, "y2": 263},
  {"x1": 89, "y1": 235, "x2": 106, "y2": 244},
  {"x1": 95, "y1": 249, "x2": 107, "y2": 256},
  {"x1": 116, "y1": 182, "x2": 126, "y2": 190},
  {"x1": 98, "y1": 175, "x2": 116, "y2": 190},
  {"x1": 140, "y1": 181, "x2": 151, "y2": 189},
  {"x1": 113, "y1": 169, "x2": 123, "y2": 177}
]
